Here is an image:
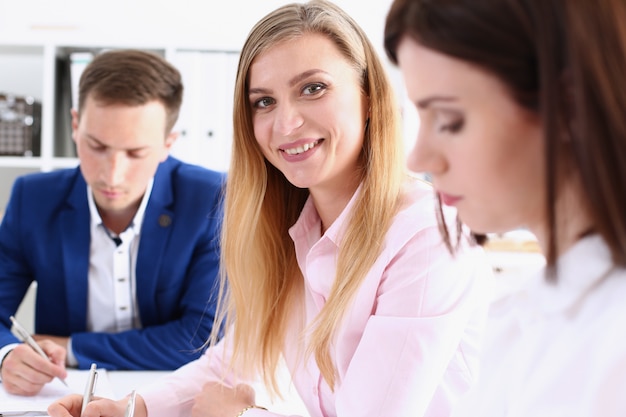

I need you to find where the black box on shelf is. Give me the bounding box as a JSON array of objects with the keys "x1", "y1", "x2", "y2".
[{"x1": 0, "y1": 93, "x2": 42, "y2": 157}]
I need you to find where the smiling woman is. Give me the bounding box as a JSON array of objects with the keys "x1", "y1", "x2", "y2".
[
  {"x1": 248, "y1": 32, "x2": 368, "y2": 200},
  {"x1": 47, "y1": 2, "x2": 493, "y2": 417}
]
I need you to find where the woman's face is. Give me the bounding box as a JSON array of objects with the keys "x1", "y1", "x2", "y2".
[
  {"x1": 396, "y1": 37, "x2": 545, "y2": 234},
  {"x1": 248, "y1": 33, "x2": 368, "y2": 198}
]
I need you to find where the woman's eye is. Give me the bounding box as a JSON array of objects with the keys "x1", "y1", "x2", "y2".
[
  {"x1": 254, "y1": 97, "x2": 274, "y2": 109},
  {"x1": 303, "y1": 83, "x2": 326, "y2": 95},
  {"x1": 439, "y1": 119, "x2": 464, "y2": 133}
]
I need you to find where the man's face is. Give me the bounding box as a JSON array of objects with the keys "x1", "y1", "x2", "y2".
[{"x1": 72, "y1": 97, "x2": 175, "y2": 217}]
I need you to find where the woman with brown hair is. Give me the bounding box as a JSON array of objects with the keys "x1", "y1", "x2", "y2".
[{"x1": 385, "y1": 0, "x2": 626, "y2": 415}]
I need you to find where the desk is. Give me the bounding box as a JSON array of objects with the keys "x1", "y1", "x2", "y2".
[
  {"x1": 108, "y1": 370, "x2": 170, "y2": 399},
  {"x1": 107, "y1": 367, "x2": 310, "y2": 416}
]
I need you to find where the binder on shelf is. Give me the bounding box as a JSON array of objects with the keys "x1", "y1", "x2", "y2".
[
  {"x1": 54, "y1": 50, "x2": 94, "y2": 158},
  {"x1": 54, "y1": 55, "x2": 75, "y2": 158},
  {"x1": 169, "y1": 50, "x2": 238, "y2": 172},
  {"x1": 0, "y1": 92, "x2": 41, "y2": 156},
  {"x1": 69, "y1": 52, "x2": 94, "y2": 111}
]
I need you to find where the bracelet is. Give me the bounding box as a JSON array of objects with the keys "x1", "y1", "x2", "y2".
[{"x1": 235, "y1": 405, "x2": 268, "y2": 417}]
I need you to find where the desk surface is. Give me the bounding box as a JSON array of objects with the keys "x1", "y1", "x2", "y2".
[
  {"x1": 108, "y1": 370, "x2": 170, "y2": 399},
  {"x1": 108, "y1": 368, "x2": 310, "y2": 416}
]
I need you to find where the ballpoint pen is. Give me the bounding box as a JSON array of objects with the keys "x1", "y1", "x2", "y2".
[
  {"x1": 9, "y1": 315, "x2": 68, "y2": 387},
  {"x1": 81, "y1": 363, "x2": 98, "y2": 416},
  {"x1": 124, "y1": 390, "x2": 137, "y2": 417}
]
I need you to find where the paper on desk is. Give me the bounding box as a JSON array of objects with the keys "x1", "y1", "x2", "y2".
[{"x1": 0, "y1": 368, "x2": 114, "y2": 415}]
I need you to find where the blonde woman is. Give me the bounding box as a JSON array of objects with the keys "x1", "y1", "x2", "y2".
[{"x1": 49, "y1": 1, "x2": 492, "y2": 416}]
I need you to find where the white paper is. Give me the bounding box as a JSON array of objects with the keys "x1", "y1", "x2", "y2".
[{"x1": 0, "y1": 368, "x2": 114, "y2": 415}]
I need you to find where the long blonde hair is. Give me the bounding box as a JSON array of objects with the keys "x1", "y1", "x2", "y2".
[{"x1": 211, "y1": 0, "x2": 406, "y2": 394}]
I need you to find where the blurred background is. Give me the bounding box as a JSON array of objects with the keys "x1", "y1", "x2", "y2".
[{"x1": 0, "y1": 0, "x2": 418, "y2": 208}]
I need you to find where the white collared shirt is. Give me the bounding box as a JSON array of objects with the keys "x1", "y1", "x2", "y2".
[
  {"x1": 86, "y1": 179, "x2": 153, "y2": 333},
  {"x1": 453, "y1": 234, "x2": 626, "y2": 417},
  {"x1": 65, "y1": 179, "x2": 154, "y2": 366}
]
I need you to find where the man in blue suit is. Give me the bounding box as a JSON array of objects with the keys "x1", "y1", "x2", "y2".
[{"x1": 0, "y1": 50, "x2": 225, "y2": 396}]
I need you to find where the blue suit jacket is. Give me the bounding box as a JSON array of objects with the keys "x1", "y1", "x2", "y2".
[{"x1": 0, "y1": 156, "x2": 225, "y2": 370}]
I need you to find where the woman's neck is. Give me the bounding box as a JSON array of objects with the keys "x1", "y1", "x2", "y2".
[
  {"x1": 532, "y1": 177, "x2": 594, "y2": 259},
  {"x1": 310, "y1": 178, "x2": 360, "y2": 234}
]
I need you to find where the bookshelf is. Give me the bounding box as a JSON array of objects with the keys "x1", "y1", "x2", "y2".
[
  {"x1": 0, "y1": 0, "x2": 395, "y2": 209},
  {"x1": 0, "y1": 39, "x2": 239, "y2": 208}
]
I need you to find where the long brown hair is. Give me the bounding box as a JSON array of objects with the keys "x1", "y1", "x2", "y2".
[
  {"x1": 211, "y1": 0, "x2": 405, "y2": 394},
  {"x1": 384, "y1": 0, "x2": 626, "y2": 269}
]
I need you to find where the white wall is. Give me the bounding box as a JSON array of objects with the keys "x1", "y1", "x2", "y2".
[
  {"x1": 0, "y1": 1, "x2": 394, "y2": 54},
  {"x1": 0, "y1": 0, "x2": 414, "y2": 155}
]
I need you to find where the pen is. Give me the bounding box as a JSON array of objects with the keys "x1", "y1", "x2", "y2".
[
  {"x1": 9, "y1": 315, "x2": 68, "y2": 387},
  {"x1": 81, "y1": 363, "x2": 98, "y2": 416},
  {"x1": 124, "y1": 390, "x2": 137, "y2": 417}
]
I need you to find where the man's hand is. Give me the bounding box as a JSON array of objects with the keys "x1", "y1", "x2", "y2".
[
  {"x1": 0, "y1": 340, "x2": 68, "y2": 396},
  {"x1": 33, "y1": 334, "x2": 69, "y2": 349}
]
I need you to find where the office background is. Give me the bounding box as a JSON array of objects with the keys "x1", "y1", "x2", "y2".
[
  {"x1": 0, "y1": 0, "x2": 416, "y2": 211},
  {"x1": 2, "y1": 0, "x2": 543, "y2": 360},
  {"x1": 1, "y1": 0, "x2": 414, "y2": 335}
]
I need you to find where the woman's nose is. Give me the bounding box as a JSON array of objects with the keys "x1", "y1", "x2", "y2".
[
  {"x1": 407, "y1": 131, "x2": 447, "y2": 176},
  {"x1": 273, "y1": 102, "x2": 304, "y2": 136}
]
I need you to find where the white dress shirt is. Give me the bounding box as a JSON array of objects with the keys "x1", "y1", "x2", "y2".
[
  {"x1": 66, "y1": 179, "x2": 153, "y2": 366},
  {"x1": 453, "y1": 234, "x2": 626, "y2": 417}
]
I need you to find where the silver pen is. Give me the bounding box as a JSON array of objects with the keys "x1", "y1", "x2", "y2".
[
  {"x1": 9, "y1": 315, "x2": 68, "y2": 387},
  {"x1": 81, "y1": 363, "x2": 98, "y2": 416},
  {"x1": 124, "y1": 390, "x2": 137, "y2": 417}
]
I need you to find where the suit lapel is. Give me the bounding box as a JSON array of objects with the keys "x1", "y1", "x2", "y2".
[
  {"x1": 135, "y1": 159, "x2": 175, "y2": 321},
  {"x1": 60, "y1": 169, "x2": 91, "y2": 332}
]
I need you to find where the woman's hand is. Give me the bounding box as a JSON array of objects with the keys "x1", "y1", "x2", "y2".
[
  {"x1": 192, "y1": 382, "x2": 256, "y2": 417},
  {"x1": 47, "y1": 393, "x2": 146, "y2": 417}
]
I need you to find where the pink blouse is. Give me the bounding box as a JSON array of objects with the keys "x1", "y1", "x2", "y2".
[{"x1": 140, "y1": 180, "x2": 494, "y2": 417}]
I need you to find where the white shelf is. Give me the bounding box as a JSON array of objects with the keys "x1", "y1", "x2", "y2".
[
  {"x1": 47, "y1": 156, "x2": 80, "y2": 170},
  {"x1": 0, "y1": 39, "x2": 239, "y2": 209},
  {"x1": 0, "y1": 156, "x2": 44, "y2": 169}
]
